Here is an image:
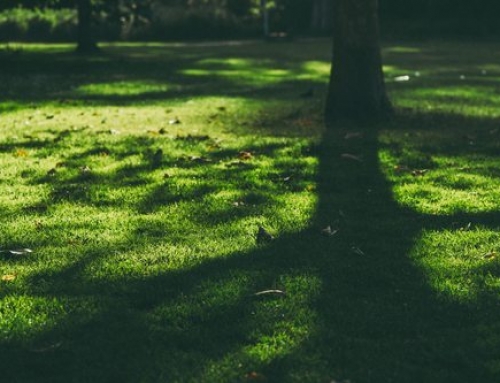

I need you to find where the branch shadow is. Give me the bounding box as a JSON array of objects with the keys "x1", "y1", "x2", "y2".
[
  {"x1": 0, "y1": 109, "x2": 499, "y2": 382},
  {"x1": 2, "y1": 42, "x2": 500, "y2": 382}
]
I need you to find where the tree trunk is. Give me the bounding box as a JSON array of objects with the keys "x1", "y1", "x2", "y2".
[
  {"x1": 311, "y1": 0, "x2": 333, "y2": 33},
  {"x1": 325, "y1": 0, "x2": 391, "y2": 124},
  {"x1": 76, "y1": 0, "x2": 98, "y2": 53}
]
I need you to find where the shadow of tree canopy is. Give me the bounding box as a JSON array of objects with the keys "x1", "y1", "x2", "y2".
[
  {"x1": 0, "y1": 40, "x2": 333, "y2": 110},
  {"x1": 1, "y1": 41, "x2": 500, "y2": 382},
  {"x1": 0, "y1": 111, "x2": 499, "y2": 382}
]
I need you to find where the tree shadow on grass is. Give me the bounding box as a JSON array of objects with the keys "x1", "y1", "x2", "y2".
[
  {"x1": 0, "y1": 41, "x2": 333, "y2": 110},
  {"x1": 1, "y1": 109, "x2": 500, "y2": 382},
  {"x1": 261, "y1": 119, "x2": 500, "y2": 382}
]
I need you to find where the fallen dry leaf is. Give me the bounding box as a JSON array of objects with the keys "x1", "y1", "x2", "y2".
[
  {"x1": 238, "y1": 151, "x2": 253, "y2": 160},
  {"x1": 344, "y1": 132, "x2": 363, "y2": 140},
  {"x1": 1, "y1": 274, "x2": 16, "y2": 282},
  {"x1": 254, "y1": 289, "x2": 286, "y2": 297},
  {"x1": 321, "y1": 225, "x2": 339, "y2": 237},
  {"x1": 351, "y1": 246, "x2": 365, "y2": 256},
  {"x1": 394, "y1": 75, "x2": 410, "y2": 82}
]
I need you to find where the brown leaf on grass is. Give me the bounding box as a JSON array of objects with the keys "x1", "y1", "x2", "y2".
[
  {"x1": 1, "y1": 274, "x2": 16, "y2": 282},
  {"x1": 239, "y1": 151, "x2": 253, "y2": 160},
  {"x1": 341, "y1": 153, "x2": 363, "y2": 162}
]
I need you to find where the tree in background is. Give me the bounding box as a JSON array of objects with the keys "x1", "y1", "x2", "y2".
[
  {"x1": 325, "y1": 0, "x2": 391, "y2": 123},
  {"x1": 310, "y1": 0, "x2": 332, "y2": 33},
  {"x1": 76, "y1": 0, "x2": 98, "y2": 52}
]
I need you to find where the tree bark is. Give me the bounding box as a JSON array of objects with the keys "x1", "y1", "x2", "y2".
[
  {"x1": 76, "y1": 0, "x2": 99, "y2": 53},
  {"x1": 325, "y1": 0, "x2": 391, "y2": 124}
]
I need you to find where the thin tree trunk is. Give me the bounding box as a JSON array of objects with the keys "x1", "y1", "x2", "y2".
[
  {"x1": 311, "y1": 0, "x2": 333, "y2": 33},
  {"x1": 76, "y1": 0, "x2": 98, "y2": 53},
  {"x1": 325, "y1": 0, "x2": 391, "y2": 124}
]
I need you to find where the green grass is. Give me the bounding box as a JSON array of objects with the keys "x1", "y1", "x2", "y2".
[{"x1": 1, "y1": 39, "x2": 500, "y2": 382}]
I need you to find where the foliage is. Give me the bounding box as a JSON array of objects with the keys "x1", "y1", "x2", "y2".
[
  {"x1": 0, "y1": 7, "x2": 76, "y2": 42},
  {"x1": 2, "y1": 0, "x2": 500, "y2": 41}
]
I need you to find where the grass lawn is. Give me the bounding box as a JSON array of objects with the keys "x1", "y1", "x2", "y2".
[{"x1": 1, "y1": 38, "x2": 500, "y2": 382}]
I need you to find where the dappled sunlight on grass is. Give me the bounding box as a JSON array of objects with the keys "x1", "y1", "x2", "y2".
[
  {"x1": 384, "y1": 46, "x2": 423, "y2": 54},
  {"x1": 394, "y1": 85, "x2": 500, "y2": 117},
  {"x1": 76, "y1": 81, "x2": 171, "y2": 97},
  {"x1": 411, "y1": 228, "x2": 500, "y2": 303},
  {"x1": 380, "y1": 124, "x2": 500, "y2": 214},
  {"x1": 2, "y1": 39, "x2": 500, "y2": 382},
  {"x1": 180, "y1": 57, "x2": 331, "y2": 86}
]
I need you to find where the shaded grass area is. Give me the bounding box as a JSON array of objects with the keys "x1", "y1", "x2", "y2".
[{"x1": 0, "y1": 39, "x2": 500, "y2": 382}]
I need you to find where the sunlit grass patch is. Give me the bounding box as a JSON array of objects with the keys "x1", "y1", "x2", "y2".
[
  {"x1": 77, "y1": 81, "x2": 171, "y2": 96},
  {"x1": 411, "y1": 228, "x2": 500, "y2": 302}
]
